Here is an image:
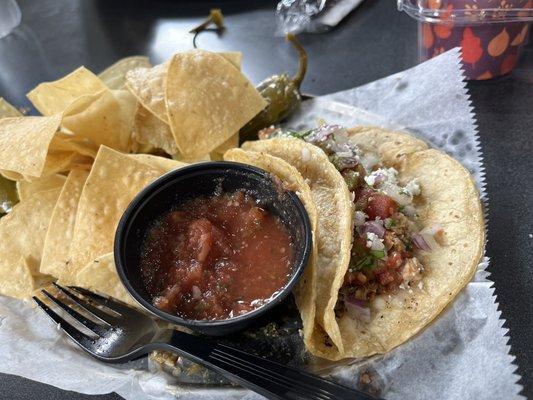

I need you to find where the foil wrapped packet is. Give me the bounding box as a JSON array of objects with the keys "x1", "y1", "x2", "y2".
[{"x1": 276, "y1": 0, "x2": 365, "y2": 35}]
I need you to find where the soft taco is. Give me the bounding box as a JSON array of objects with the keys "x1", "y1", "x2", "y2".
[{"x1": 239, "y1": 124, "x2": 484, "y2": 360}]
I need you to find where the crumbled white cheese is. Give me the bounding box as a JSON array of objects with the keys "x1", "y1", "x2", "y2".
[
  {"x1": 360, "y1": 153, "x2": 380, "y2": 172},
  {"x1": 364, "y1": 167, "x2": 420, "y2": 206},
  {"x1": 373, "y1": 296, "x2": 386, "y2": 311},
  {"x1": 366, "y1": 232, "x2": 385, "y2": 250},
  {"x1": 404, "y1": 179, "x2": 421, "y2": 196},
  {"x1": 364, "y1": 167, "x2": 397, "y2": 187}
]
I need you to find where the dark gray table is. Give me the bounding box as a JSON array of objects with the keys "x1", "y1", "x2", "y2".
[{"x1": 0, "y1": 0, "x2": 531, "y2": 398}]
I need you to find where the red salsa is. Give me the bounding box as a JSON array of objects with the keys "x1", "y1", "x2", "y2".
[{"x1": 139, "y1": 190, "x2": 294, "y2": 320}]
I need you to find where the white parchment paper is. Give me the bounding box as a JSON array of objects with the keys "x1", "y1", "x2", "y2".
[{"x1": 0, "y1": 48, "x2": 524, "y2": 399}]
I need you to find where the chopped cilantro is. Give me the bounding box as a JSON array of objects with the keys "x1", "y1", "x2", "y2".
[
  {"x1": 283, "y1": 129, "x2": 312, "y2": 139},
  {"x1": 370, "y1": 250, "x2": 386, "y2": 259},
  {"x1": 384, "y1": 218, "x2": 396, "y2": 229},
  {"x1": 399, "y1": 188, "x2": 410, "y2": 196}
]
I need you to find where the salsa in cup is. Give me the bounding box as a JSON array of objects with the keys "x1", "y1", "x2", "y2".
[{"x1": 140, "y1": 189, "x2": 295, "y2": 321}]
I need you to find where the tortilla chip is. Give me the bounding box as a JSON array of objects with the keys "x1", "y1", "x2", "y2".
[
  {"x1": 0, "y1": 257, "x2": 36, "y2": 299},
  {"x1": 27, "y1": 67, "x2": 107, "y2": 115},
  {"x1": 49, "y1": 132, "x2": 98, "y2": 158},
  {"x1": 166, "y1": 50, "x2": 266, "y2": 158},
  {"x1": 132, "y1": 104, "x2": 177, "y2": 155},
  {"x1": 62, "y1": 89, "x2": 135, "y2": 152},
  {"x1": 0, "y1": 188, "x2": 61, "y2": 298},
  {"x1": 0, "y1": 114, "x2": 62, "y2": 177},
  {"x1": 0, "y1": 170, "x2": 24, "y2": 181},
  {"x1": 40, "y1": 170, "x2": 89, "y2": 281},
  {"x1": 36, "y1": 151, "x2": 91, "y2": 181},
  {"x1": 223, "y1": 148, "x2": 319, "y2": 350},
  {"x1": 98, "y1": 56, "x2": 152, "y2": 90},
  {"x1": 125, "y1": 52, "x2": 243, "y2": 127},
  {"x1": 63, "y1": 146, "x2": 170, "y2": 282},
  {"x1": 75, "y1": 253, "x2": 137, "y2": 307},
  {"x1": 221, "y1": 52, "x2": 243, "y2": 69},
  {"x1": 242, "y1": 138, "x2": 353, "y2": 357},
  {"x1": 129, "y1": 154, "x2": 186, "y2": 172},
  {"x1": 0, "y1": 98, "x2": 22, "y2": 118},
  {"x1": 210, "y1": 133, "x2": 239, "y2": 160},
  {"x1": 125, "y1": 61, "x2": 170, "y2": 124},
  {"x1": 16, "y1": 174, "x2": 66, "y2": 201}
]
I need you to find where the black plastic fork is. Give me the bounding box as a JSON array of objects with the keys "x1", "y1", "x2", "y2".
[{"x1": 33, "y1": 284, "x2": 379, "y2": 400}]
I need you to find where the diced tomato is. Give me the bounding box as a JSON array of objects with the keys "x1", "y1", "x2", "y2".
[
  {"x1": 365, "y1": 193, "x2": 398, "y2": 220},
  {"x1": 377, "y1": 270, "x2": 395, "y2": 286},
  {"x1": 386, "y1": 251, "x2": 403, "y2": 269},
  {"x1": 187, "y1": 218, "x2": 214, "y2": 262}
]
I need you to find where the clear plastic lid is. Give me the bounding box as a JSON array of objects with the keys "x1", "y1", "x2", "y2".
[{"x1": 398, "y1": 0, "x2": 533, "y2": 25}]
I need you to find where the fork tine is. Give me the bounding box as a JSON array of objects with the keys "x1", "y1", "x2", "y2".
[
  {"x1": 41, "y1": 289, "x2": 107, "y2": 335},
  {"x1": 53, "y1": 283, "x2": 117, "y2": 324},
  {"x1": 68, "y1": 286, "x2": 134, "y2": 315},
  {"x1": 33, "y1": 296, "x2": 93, "y2": 348}
]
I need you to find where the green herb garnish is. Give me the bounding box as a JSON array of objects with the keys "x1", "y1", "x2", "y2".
[
  {"x1": 370, "y1": 249, "x2": 386, "y2": 259},
  {"x1": 384, "y1": 218, "x2": 396, "y2": 229}
]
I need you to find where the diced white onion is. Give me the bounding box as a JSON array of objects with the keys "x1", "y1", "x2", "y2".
[
  {"x1": 413, "y1": 226, "x2": 442, "y2": 251},
  {"x1": 362, "y1": 220, "x2": 385, "y2": 238},
  {"x1": 366, "y1": 232, "x2": 385, "y2": 250},
  {"x1": 192, "y1": 285, "x2": 202, "y2": 300},
  {"x1": 402, "y1": 204, "x2": 418, "y2": 217},
  {"x1": 360, "y1": 153, "x2": 380, "y2": 172},
  {"x1": 345, "y1": 296, "x2": 371, "y2": 323},
  {"x1": 354, "y1": 211, "x2": 367, "y2": 227}
]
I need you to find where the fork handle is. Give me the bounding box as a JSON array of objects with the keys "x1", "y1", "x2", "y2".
[{"x1": 157, "y1": 330, "x2": 378, "y2": 400}]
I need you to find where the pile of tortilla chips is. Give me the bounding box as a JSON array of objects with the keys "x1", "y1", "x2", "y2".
[{"x1": 0, "y1": 50, "x2": 266, "y2": 303}]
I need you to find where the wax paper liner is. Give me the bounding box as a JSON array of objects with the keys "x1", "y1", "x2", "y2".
[{"x1": 0, "y1": 48, "x2": 524, "y2": 400}]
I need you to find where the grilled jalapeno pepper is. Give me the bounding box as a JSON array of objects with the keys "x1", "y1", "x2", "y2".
[
  {"x1": 240, "y1": 33, "x2": 308, "y2": 141},
  {"x1": 190, "y1": 9, "x2": 225, "y2": 49},
  {"x1": 0, "y1": 175, "x2": 18, "y2": 217}
]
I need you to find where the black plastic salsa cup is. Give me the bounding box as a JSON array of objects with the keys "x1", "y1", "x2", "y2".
[{"x1": 114, "y1": 161, "x2": 312, "y2": 336}]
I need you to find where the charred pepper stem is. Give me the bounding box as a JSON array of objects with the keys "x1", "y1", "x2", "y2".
[
  {"x1": 286, "y1": 33, "x2": 307, "y2": 89},
  {"x1": 190, "y1": 9, "x2": 225, "y2": 49},
  {"x1": 189, "y1": 9, "x2": 224, "y2": 34}
]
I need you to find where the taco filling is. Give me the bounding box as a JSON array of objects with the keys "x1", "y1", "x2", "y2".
[{"x1": 262, "y1": 124, "x2": 443, "y2": 320}]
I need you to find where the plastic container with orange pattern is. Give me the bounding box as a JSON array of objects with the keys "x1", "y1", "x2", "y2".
[{"x1": 398, "y1": 0, "x2": 533, "y2": 80}]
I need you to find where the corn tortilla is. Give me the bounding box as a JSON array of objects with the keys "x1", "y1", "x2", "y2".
[
  {"x1": 256, "y1": 129, "x2": 484, "y2": 360},
  {"x1": 242, "y1": 138, "x2": 353, "y2": 356}
]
